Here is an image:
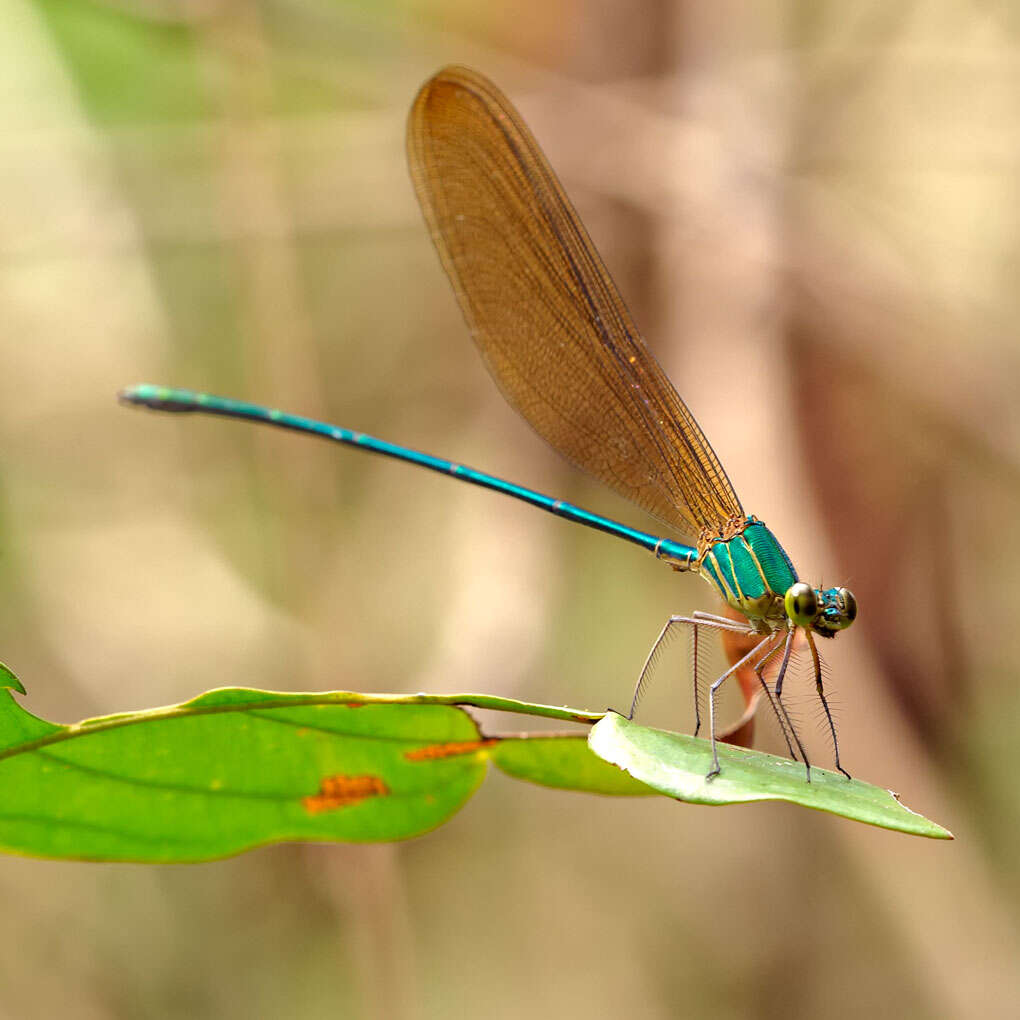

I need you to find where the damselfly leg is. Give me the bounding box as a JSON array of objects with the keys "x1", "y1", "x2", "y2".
[
  {"x1": 628, "y1": 612, "x2": 752, "y2": 732},
  {"x1": 630, "y1": 614, "x2": 816, "y2": 780},
  {"x1": 805, "y1": 629, "x2": 852, "y2": 779},
  {"x1": 752, "y1": 629, "x2": 810, "y2": 777}
]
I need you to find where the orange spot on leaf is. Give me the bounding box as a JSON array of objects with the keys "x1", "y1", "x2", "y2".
[
  {"x1": 303, "y1": 774, "x2": 388, "y2": 814},
  {"x1": 405, "y1": 738, "x2": 498, "y2": 761}
]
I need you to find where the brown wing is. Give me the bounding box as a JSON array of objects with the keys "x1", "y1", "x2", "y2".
[{"x1": 407, "y1": 66, "x2": 743, "y2": 538}]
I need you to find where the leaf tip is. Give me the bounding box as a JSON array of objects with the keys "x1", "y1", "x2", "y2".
[
  {"x1": 0, "y1": 661, "x2": 25, "y2": 695},
  {"x1": 889, "y1": 789, "x2": 954, "y2": 840}
]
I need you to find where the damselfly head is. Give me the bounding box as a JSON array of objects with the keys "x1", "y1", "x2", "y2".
[{"x1": 784, "y1": 582, "x2": 857, "y2": 637}]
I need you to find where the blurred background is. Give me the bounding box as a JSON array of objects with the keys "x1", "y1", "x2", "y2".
[{"x1": 0, "y1": 0, "x2": 1018, "y2": 1017}]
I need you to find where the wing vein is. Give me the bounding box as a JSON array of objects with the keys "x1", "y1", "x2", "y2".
[{"x1": 407, "y1": 66, "x2": 744, "y2": 539}]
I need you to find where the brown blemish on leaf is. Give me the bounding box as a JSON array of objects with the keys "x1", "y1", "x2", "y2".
[
  {"x1": 303, "y1": 774, "x2": 388, "y2": 814},
  {"x1": 405, "y1": 738, "x2": 498, "y2": 761}
]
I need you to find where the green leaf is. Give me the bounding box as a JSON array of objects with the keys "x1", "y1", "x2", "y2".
[
  {"x1": 0, "y1": 661, "x2": 25, "y2": 695},
  {"x1": 588, "y1": 712, "x2": 953, "y2": 839},
  {"x1": 490, "y1": 735, "x2": 656, "y2": 795},
  {"x1": 0, "y1": 686, "x2": 619, "y2": 862},
  {"x1": 0, "y1": 685, "x2": 951, "y2": 861},
  {"x1": 0, "y1": 689, "x2": 493, "y2": 862}
]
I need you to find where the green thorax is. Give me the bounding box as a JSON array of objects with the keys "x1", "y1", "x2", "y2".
[{"x1": 698, "y1": 520, "x2": 798, "y2": 622}]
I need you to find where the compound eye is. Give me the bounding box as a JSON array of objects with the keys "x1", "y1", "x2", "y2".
[
  {"x1": 785, "y1": 582, "x2": 819, "y2": 627},
  {"x1": 836, "y1": 587, "x2": 858, "y2": 627}
]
